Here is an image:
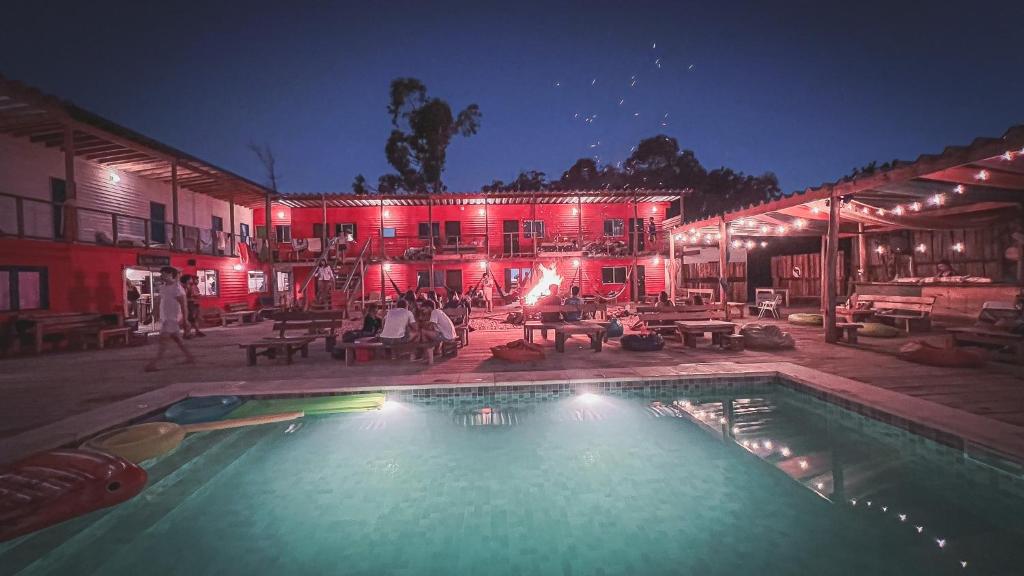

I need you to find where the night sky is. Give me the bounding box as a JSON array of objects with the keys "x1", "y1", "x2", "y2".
[{"x1": 2, "y1": 1, "x2": 1022, "y2": 194}]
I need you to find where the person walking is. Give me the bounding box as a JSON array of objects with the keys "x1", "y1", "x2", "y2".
[
  {"x1": 145, "y1": 267, "x2": 195, "y2": 372},
  {"x1": 180, "y1": 274, "x2": 206, "y2": 338}
]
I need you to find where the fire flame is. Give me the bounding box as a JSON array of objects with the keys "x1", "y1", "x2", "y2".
[{"x1": 523, "y1": 264, "x2": 563, "y2": 305}]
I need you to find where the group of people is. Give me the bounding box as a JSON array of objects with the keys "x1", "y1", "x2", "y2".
[
  {"x1": 537, "y1": 284, "x2": 584, "y2": 322},
  {"x1": 343, "y1": 288, "x2": 473, "y2": 346}
]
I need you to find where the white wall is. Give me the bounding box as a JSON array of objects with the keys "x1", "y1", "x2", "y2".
[{"x1": 0, "y1": 134, "x2": 253, "y2": 241}]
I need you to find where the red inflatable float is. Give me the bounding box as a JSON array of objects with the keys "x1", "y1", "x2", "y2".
[
  {"x1": 491, "y1": 339, "x2": 545, "y2": 362},
  {"x1": 0, "y1": 449, "x2": 147, "y2": 541}
]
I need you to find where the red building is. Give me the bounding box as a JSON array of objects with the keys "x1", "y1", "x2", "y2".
[
  {"x1": 256, "y1": 190, "x2": 680, "y2": 306},
  {"x1": 0, "y1": 77, "x2": 271, "y2": 324}
]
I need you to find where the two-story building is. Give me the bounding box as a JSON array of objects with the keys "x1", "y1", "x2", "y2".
[
  {"x1": 0, "y1": 76, "x2": 272, "y2": 325},
  {"x1": 255, "y1": 190, "x2": 681, "y2": 306}
]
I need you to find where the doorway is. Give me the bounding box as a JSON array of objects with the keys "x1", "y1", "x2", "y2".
[
  {"x1": 502, "y1": 220, "x2": 520, "y2": 255},
  {"x1": 445, "y1": 269, "x2": 463, "y2": 293},
  {"x1": 124, "y1": 267, "x2": 160, "y2": 332},
  {"x1": 150, "y1": 202, "x2": 167, "y2": 244},
  {"x1": 50, "y1": 178, "x2": 66, "y2": 239},
  {"x1": 627, "y1": 218, "x2": 646, "y2": 253}
]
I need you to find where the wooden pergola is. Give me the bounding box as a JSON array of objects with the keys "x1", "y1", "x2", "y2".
[{"x1": 666, "y1": 125, "x2": 1024, "y2": 342}]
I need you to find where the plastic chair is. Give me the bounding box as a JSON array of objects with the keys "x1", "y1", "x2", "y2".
[{"x1": 757, "y1": 295, "x2": 783, "y2": 319}]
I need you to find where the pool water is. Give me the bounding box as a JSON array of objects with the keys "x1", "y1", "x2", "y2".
[{"x1": 3, "y1": 388, "x2": 1023, "y2": 576}]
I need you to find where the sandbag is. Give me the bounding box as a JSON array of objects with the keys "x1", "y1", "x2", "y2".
[
  {"x1": 899, "y1": 341, "x2": 986, "y2": 368},
  {"x1": 859, "y1": 322, "x2": 901, "y2": 338},
  {"x1": 739, "y1": 323, "x2": 795, "y2": 350},
  {"x1": 788, "y1": 313, "x2": 823, "y2": 326},
  {"x1": 621, "y1": 333, "x2": 666, "y2": 351},
  {"x1": 491, "y1": 339, "x2": 545, "y2": 362}
]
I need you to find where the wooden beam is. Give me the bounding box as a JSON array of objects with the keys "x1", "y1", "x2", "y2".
[
  {"x1": 857, "y1": 223, "x2": 867, "y2": 283},
  {"x1": 719, "y1": 218, "x2": 729, "y2": 318},
  {"x1": 921, "y1": 166, "x2": 1024, "y2": 191}
]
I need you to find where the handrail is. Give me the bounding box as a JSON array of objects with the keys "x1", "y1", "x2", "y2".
[{"x1": 340, "y1": 239, "x2": 372, "y2": 295}]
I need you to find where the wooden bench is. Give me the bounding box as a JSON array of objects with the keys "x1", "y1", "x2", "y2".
[
  {"x1": 271, "y1": 311, "x2": 345, "y2": 352},
  {"x1": 675, "y1": 320, "x2": 738, "y2": 348},
  {"x1": 554, "y1": 324, "x2": 606, "y2": 353},
  {"x1": 443, "y1": 306, "x2": 470, "y2": 346},
  {"x1": 334, "y1": 339, "x2": 438, "y2": 366},
  {"x1": 947, "y1": 326, "x2": 1024, "y2": 364},
  {"x1": 222, "y1": 302, "x2": 260, "y2": 326},
  {"x1": 240, "y1": 336, "x2": 315, "y2": 366},
  {"x1": 724, "y1": 334, "x2": 745, "y2": 351},
  {"x1": 836, "y1": 322, "x2": 863, "y2": 344},
  {"x1": 637, "y1": 305, "x2": 720, "y2": 336},
  {"x1": 845, "y1": 294, "x2": 936, "y2": 332},
  {"x1": 96, "y1": 327, "x2": 132, "y2": 349},
  {"x1": 18, "y1": 313, "x2": 107, "y2": 354},
  {"x1": 523, "y1": 320, "x2": 565, "y2": 342}
]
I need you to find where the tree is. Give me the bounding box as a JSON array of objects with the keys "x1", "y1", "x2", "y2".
[
  {"x1": 352, "y1": 174, "x2": 370, "y2": 195},
  {"x1": 483, "y1": 170, "x2": 548, "y2": 192},
  {"x1": 248, "y1": 143, "x2": 280, "y2": 192},
  {"x1": 374, "y1": 78, "x2": 482, "y2": 193}
]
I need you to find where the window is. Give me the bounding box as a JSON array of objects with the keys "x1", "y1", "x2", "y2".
[
  {"x1": 0, "y1": 267, "x2": 49, "y2": 311},
  {"x1": 382, "y1": 227, "x2": 396, "y2": 238},
  {"x1": 444, "y1": 221, "x2": 461, "y2": 243},
  {"x1": 196, "y1": 269, "x2": 218, "y2": 296},
  {"x1": 256, "y1": 225, "x2": 267, "y2": 238},
  {"x1": 239, "y1": 223, "x2": 250, "y2": 241},
  {"x1": 504, "y1": 267, "x2": 532, "y2": 290},
  {"x1": 603, "y1": 219, "x2": 624, "y2": 237},
  {"x1": 416, "y1": 270, "x2": 446, "y2": 288},
  {"x1": 275, "y1": 225, "x2": 291, "y2": 243},
  {"x1": 524, "y1": 220, "x2": 545, "y2": 239},
  {"x1": 276, "y1": 271, "x2": 291, "y2": 293},
  {"x1": 247, "y1": 271, "x2": 267, "y2": 293},
  {"x1": 313, "y1": 223, "x2": 325, "y2": 239},
  {"x1": 150, "y1": 202, "x2": 167, "y2": 244},
  {"x1": 601, "y1": 266, "x2": 628, "y2": 284},
  {"x1": 211, "y1": 216, "x2": 224, "y2": 232},
  {"x1": 336, "y1": 223, "x2": 356, "y2": 241},
  {"x1": 418, "y1": 222, "x2": 440, "y2": 239}
]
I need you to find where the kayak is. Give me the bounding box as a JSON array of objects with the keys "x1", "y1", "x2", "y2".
[
  {"x1": 227, "y1": 394, "x2": 385, "y2": 418},
  {"x1": 164, "y1": 396, "x2": 242, "y2": 424},
  {"x1": 81, "y1": 422, "x2": 186, "y2": 464},
  {"x1": 0, "y1": 449, "x2": 147, "y2": 542}
]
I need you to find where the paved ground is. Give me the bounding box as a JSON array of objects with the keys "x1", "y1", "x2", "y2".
[{"x1": 2, "y1": 310, "x2": 1024, "y2": 441}]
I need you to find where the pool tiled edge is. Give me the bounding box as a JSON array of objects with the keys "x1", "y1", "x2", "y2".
[{"x1": 3, "y1": 362, "x2": 1023, "y2": 474}]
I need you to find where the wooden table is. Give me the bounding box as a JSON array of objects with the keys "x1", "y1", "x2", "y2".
[
  {"x1": 675, "y1": 320, "x2": 737, "y2": 348},
  {"x1": 240, "y1": 336, "x2": 316, "y2": 366},
  {"x1": 554, "y1": 325, "x2": 606, "y2": 352},
  {"x1": 836, "y1": 307, "x2": 874, "y2": 323}
]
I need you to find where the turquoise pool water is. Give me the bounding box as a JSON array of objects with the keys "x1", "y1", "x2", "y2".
[{"x1": 3, "y1": 387, "x2": 1023, "y2": 576}]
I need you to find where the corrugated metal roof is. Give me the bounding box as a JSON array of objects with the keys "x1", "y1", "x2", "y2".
[{"x1": 276, "y1": 189, "x2": 685, "y2": 208}]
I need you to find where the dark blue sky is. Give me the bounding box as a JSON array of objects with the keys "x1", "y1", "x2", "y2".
[{"x1": 2, "y1": 1, "x2": 1022, "y2": 194}]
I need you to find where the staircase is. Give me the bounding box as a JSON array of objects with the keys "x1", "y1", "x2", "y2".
[{"x1": 330, "y1": 239, "x2": 372, "y2": 311}]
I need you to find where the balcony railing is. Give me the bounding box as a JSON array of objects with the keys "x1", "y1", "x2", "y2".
[{"x1": 0, "y1": 192, "x2": 246, "y2": 257}]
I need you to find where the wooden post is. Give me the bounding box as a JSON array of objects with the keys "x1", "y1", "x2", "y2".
[
  {"x1": 483, "y1": 196, "x2": 490, "y2": 259},
  {"x1": 321, "y1": 193, "x2": 328, "y2": 252},
  {"x1": 265, "y1": 192, "x2": 276, "y2": 303},
  {"x1": 576, "y1": 194, "x2": 583, "y2": 249},
  {"x1": 819, "y1": 236, "x2": 827, "y2": 313},
  {"x1": 229, "y1": 196, "x2": 236, "y2": 257},
  {"x1": 171, "y1": 159, "x2": 180, "y2": 249},
  {"x1": 825, "y1": 190, "x2": 840, "y2": 343},
  {"x1": 719, "y1": 218, "x2": 730, "y2": 319},
  {"x1": 857, "y1": 222, "x2": 867, "y2": 284},
  {"x1": 668, "y1": 234, "x2": 676, "y2": 301},
  {"x1": 532, "y1": 189, "x2": 538, "y2": 258},
  {"x1": 379, "y1": 198, "x2": 386, "y2": 298},
  {"x1": 62, "y1": 125, "x2": 77, "y2": 241},
  {"x1": 631, "y1": 190, "x2": 640, "y2": 301},
  {"x1": 428, "y1": 196, "x2": 434, "y2": 290}
]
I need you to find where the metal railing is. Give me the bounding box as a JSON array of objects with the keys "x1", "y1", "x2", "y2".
[{"x1": 0, "y1": 192, "x2": 244, "y2": 257}]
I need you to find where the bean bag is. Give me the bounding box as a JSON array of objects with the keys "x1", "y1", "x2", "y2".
[
  {"x1": 606, "y1": 318, "x2": 624, "y2": 338},
  {"x1": 621, "y1": 333, "x2": 666, "y2": 351},
  {"x1": 739, "y1": 323, "x2": 796, "y2": 350},
  {"x1": 859, "y1": 322, "x2": 900, "y2": 338},
  {"x1": 899, "y1": 341, "x2": 986, "y2": 368},
  {"x1": 788, "y1": 313, "x2": 823, "y2": 326},
  {"x1": 491, "y1": 339, "x2": 545, "y2": 362}
]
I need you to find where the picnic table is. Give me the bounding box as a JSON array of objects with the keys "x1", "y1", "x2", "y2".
[
  {"x1": 675, "y1": 320, "x2": 738, "y2": 348},
  {"x1": 554, "y1": 324, "x2": 606, "y2": 353},
  {"x1": 240, "y1": 336, "x2": 316, "y2": 366}
]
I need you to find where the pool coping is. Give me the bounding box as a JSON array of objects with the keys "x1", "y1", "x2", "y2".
[{"x1": 2, "y1": 362, "x2": 1023, "y2": 471}]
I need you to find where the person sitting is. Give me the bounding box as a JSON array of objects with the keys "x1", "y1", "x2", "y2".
[
  {"x1": 656, "y1": 291, "x2": 672, "y2": 308},
  {"x1": 422, "y1": 301, "x2": 458, "y2": 343},
  {"x1": 402, "y1": 290, "x2": 417, "y2": 309},
  {"x1": 692, "y1": 293, "x2": 705, "y2": 306},
  {"x1": 379, "y1": 299, "x2": 416, "y2": 345},
  {"x1": 563, "y1": 285, "x2": 583, "y2": 321},
  {"x1": 443, "y1": 289, "x2": 472, "y2": 323},
  {"x1": 539, "y1": 284, "x2": 562, "y2": 322},
  {"x1": 343, "y1": 304, "x2": 382, "y2": 343}
]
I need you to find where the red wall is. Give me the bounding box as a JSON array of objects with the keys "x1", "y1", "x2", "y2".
[{"x1": 0, "y1": 237, "x2": 262, "y2": 317}]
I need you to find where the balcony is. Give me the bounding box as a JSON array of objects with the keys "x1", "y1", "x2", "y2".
[{"x1": 0, "y1": 192, "x2": 248, "y2": 258}]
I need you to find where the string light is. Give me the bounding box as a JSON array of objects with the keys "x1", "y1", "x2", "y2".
[
  {"x1": 760, "y1": 225, "x2": 769, "y2": 234},
  {"x1": 760, "y1": 241, "x2": 768, "y2": 248},
  {"x1": 975, "y1": 169, "x2": 990, "y2": 181},
  {"x1": 929, "y1": 193, "x2": 945, "y2": 206},
  {"x1": 953, "y1": 184, "x2": 965, "y2": 194},
  {"x1": 952, "y1": 242, "x2": 965, "y2": 253},
  {"x1": 798, "y1": 459, "x2": 809, "y2": 470},
  {"x1": 892, "y1": 205, "x2": 905, "y2": 216},
  {"x1": 714, "y1": 232, "x2": 722, "y2": 240},
  {"x1": 779, "y1": 447, "x2": 791, "y2": 457},
  {"x1": 860, "y1": 206, "x2": 870, "y2": 215},
  {"x1": 794, "y1": 219, "x2": 807, "y2": 229},
  {"x1": 909, "y1": 202, "x2": 922, "y2": 212},
  {"x1": 731, "y1": 240, "x2": 742, "y2": 248},
  {"x1": 915, "y1": 243, "x2": 927, "y2": 253},
  {"x1": 1001, "y1": 151, "x2": 1014, "y2": 161},
  {"x1": 745, "y1": 240, "x2": 755, "y2": 249},
  {"x1": 776, "y1": 226, "x2": 787, "y2": 234},
  {"x1": 810, "y1": 206, "x2": 820, "y2": 215},
  {"x1": 876, "y1": 208, "x2": 886, "y2": 216},
  {"x1": 876, "y1": 245, "x2": 886, "y2": 254}
]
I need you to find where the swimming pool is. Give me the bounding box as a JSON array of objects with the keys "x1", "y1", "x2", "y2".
[{"x1": 3, "y1": 380, "x2": 1023, "y2": 575}]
